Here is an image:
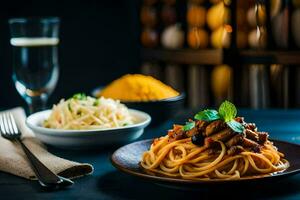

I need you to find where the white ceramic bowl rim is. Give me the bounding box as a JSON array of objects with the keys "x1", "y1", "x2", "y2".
[{"x1": 26, "y1": 109, "x2": 151, "y2": 136}]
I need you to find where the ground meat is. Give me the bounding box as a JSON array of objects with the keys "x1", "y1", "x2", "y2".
[
  {"x1": 196, "y1": 120, "x2": 209, "y2": 132},
  {"x1": 227, "y1": 145, "x2": 244, "y2": 156},
  {"x1": 245, "y1": 123, "x2": 257, "y2": 131},
  {"x1": 225, "y1": 134, "x2": 244, "y2": 147},
  {"x1": 209, "y1": 128, "x2": 235, "y2": 142},
  {"x1": 245, "y1": 129, "x2": 258, "y2": 142},
  {"x1": 204, "y1": 120, "x2": 226, "y2": 136},
  {"x1": 235, "y1": 117, "x2": 245, "y2": 123},
  {"x1": 257, "y1": 132, "x2": 269, "y2": 144},
  {"x1": 168, "y1": 124, "x2": 186, "y2": 142},
  {"x1": 241, "y1": 137, "x2": 260, "y2": 148}
]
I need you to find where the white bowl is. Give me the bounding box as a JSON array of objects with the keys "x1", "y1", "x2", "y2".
[{"x1": 26, "y1": 109, "x2": 151, "y2": 149}]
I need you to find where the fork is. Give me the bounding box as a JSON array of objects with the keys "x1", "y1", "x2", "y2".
[{"x1": 0, "y1": 112, "x2": 73, "y2": 189}]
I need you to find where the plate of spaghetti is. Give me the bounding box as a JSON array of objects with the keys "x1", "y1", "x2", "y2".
[{"x1": 111, "y1": 101, "x2": 300, "y2": 187}]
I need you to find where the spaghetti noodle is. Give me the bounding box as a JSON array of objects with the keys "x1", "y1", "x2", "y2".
[
  {"x1": 44, "y1": 94, "x2": 134, "y2": 130},
  {"x1": 140, "y1": 102, "x2": 289, "y2": 180},
  {"x1": 141, "y1": 136, "x2": 288, "y2": 180}
]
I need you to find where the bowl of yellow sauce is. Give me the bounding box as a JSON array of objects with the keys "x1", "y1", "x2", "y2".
[{"x1": 92, "y1": 74, "x2": 185, "y2": 125}]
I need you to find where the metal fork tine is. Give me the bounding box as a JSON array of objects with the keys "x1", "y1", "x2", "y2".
[
  {"x1": 2, "y1": 113, "x2": 10, "y2": 134},
  {"x1": 5, "y1": 113, "x2": 14, "y2": 134},
  {"x1": 0, "y1": 115, "x2": 5, "y2": 134},
  {"x1": 5, "y1": 113, "x2": 12, "y2": 134},
  {"x1": 3, "y1": 113, "x2": 9, "y2": 134},
  {"x1": 9, "y1": 113, "x2": 19, "y2": 134}
]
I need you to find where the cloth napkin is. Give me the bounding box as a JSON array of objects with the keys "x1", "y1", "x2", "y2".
[{"x1": 0, "y1": 107, "x2": 93, "y2": 180}]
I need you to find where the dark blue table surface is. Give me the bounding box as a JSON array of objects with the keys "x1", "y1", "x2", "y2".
[{"x1": 1, "y1": 109, "x2": 300, "y2": 200}]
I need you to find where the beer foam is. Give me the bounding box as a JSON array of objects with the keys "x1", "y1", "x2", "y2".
[{"x1": 10, "y1": 37, "x2": 59, "y2": 46}]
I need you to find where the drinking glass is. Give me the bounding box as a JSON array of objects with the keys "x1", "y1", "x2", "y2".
[{"x1": 9, "y1": 17, "x2": 60, "y2": 113}]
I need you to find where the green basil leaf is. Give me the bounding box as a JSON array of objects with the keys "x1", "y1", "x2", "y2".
[
  {"x1": 93, "y1": 99, "x2": 100, "y2": 106},
  {"x1": 73, "y1": 93, "x2": 87, "y2": 100},
  {"x1": 218, "y1": 100, "x2": 237, "y2": 122},
  {"x1": 183, "y1": 121, "x2": 195, "y2": 131},
  {"x1": 226, "y1": 120, "x2": 244, "y2": 133},
  {"x1": 68, "y1": 102, "x2": 72, "y2": 112},
  {"x1": 194, "y1": 109, "x2": 220, "y2": 121}
]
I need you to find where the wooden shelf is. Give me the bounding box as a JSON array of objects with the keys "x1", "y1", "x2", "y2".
[
  {"x1": 141, "y1": 48, "x2": 300, "y2": 65},
  {"x1": 141, "y1": 48, "x2": 224, "y2": 65},
  {"x1": 239, "y1": 50, "x2": 300, "y2": 65}
]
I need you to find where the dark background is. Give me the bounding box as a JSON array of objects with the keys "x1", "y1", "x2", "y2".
[{"x1": 0, "y1": 0, "x2": 141, "y2": 108}]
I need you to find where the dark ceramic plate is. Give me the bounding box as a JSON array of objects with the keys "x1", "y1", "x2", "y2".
[
  {"x1": 91, "y1": 87, "x2": 185, "y2": 126},
  {"x1": 111, "y1": 139, "x2": 300, "y2": 189}
]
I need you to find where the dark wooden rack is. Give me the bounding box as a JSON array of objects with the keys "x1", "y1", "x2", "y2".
[
  {"x1": 141, "y1": 48, "x2": 223, "y2": 65},
  {"x1": 139, "y1": 1, "x2": 300, "y2": 108},
  {"x1": 142, "y1": 48, "x2": 300, "y2": 65},
  {"x1": 239, "y1": 50, "x2": 300, "y2": 65}
]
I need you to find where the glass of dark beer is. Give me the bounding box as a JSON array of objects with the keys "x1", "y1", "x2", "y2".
[{"x1": 9, "y1": 17, "x2": 60, "y2": 113}]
